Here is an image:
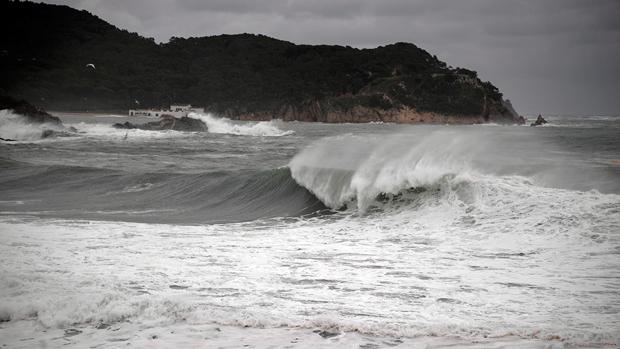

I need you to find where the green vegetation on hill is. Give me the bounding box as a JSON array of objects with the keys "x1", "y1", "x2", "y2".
[{"x1": 0, "y1": 1, "x2": 518, "y2": 122}]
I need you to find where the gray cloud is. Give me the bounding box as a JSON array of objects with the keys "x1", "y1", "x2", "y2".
[{"x1": 42, "y1": 0, "x2": 620, "y2": 115}]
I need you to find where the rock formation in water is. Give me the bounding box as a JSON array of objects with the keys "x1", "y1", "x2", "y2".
[
  {"x1": 113, "y1": 114, "x2": 208, "y2": 132},
  {"x1": 0, "y1": 95, "x2": 61, "y2": 125},
  {"x1": 530, "y1": 115, "x2": 548, "y2": 127},
  {"x1": 0, "y1": 95, "x2": 75, "y2": 140},
  {"x1": 1, "y1": 1, "x2": 523, "y2": 124}
]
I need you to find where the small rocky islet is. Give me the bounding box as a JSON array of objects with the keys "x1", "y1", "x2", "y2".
[{"x1": 113, "y1": 114, "x2": 208, "y2": 132}]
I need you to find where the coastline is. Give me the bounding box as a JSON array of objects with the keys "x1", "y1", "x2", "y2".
[
  {"x1": 47, "y1": 109, "x2": 518, "y2": 125},
  {"x1": 232, "y1": 106, "x2": 490, "y2": 124},
  {"x1": 0, "y1": 321, "x2": 571, "y2": 349}
]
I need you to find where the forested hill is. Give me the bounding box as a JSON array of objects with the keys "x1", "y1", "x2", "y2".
[{"x1": 0, "y1": 1, "x2": 522, "y2": 123}]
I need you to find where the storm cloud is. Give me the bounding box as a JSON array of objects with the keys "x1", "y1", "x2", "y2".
[{"x1": 42, "y1": 0, "x2": 620, "y2": 115}]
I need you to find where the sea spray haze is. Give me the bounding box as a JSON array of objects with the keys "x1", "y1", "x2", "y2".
[{"x1": 1, "y1": 112, "x2": 620, "y2": 348}]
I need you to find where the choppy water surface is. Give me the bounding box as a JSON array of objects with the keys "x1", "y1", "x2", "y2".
[{"x1": 0, "y1": 112, "x2": 619, "y2": 348}]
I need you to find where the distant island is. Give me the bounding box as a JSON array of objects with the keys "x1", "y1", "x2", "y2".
[{"x1": 0, "y1": 1, "x2": 523, "y2": 124}]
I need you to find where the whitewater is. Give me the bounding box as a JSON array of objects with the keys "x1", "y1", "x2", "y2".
[{"x1": 0, "y1": 111, "x2": 619, "y2": 348}]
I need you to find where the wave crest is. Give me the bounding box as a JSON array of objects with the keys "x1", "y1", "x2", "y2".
[
  {"x1": 289, "y1": 132, "x2": 480, "y2": 211},
  {"x1": 0, "y1": 109, "x2": 67, "y2": 141}
]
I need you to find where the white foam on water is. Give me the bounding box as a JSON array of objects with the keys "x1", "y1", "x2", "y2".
[
  {"x1": 188, "y1": 112, "x2": 294, "y2": 137},
  {"x1": 62, "y1": 121, "x2": 193, "y2": 142},
  {"x1": 2, "y1": 110, "x2": 293, "y2": 143},
  {"x1": 289, "y1": 132, "x2": 489, "y2": 210},
  {"x1": 0, "y1": 109, "x2": 65, "y2": 141},
  {"x1": 289, "y1": 129, "x2": 620, "y2": 210},
  {"x1": 1, "y1": 127, "x2": 619, "y2": 348},
  {"x1": 0, "y1": 321, "x2": 567, "y2": 349},
  {"x1": 0, "y1": 170, "x2": 619, "y2": 348},
  {"x1": 0, "y1": 110, "x2": 188, "y2": 143}
]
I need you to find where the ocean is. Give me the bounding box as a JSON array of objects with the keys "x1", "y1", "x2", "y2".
[{"x1": 0, "y1": 111, "x2": 619, "y2": 348}]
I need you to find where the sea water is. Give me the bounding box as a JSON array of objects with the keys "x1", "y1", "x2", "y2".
[{"x1": 0, "y1": 111, "x2": 619, "y2": 348}]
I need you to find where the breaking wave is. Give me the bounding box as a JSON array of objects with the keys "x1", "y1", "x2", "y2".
[
  {"x1": 0, "y1": 109, "x2": 66, "y2": 141},
  {"x1": 3, "y1": 129, "x2": 618, "y2": 224},
  {"x1": 2, "y1": 127, "x2": 620, "y2": 348},
  {"x1": 0, "y1": 284, "x2": 606, "y2": 345},
  {"x1": 288, "y1": 135, "x2": 466, "y2": 211},
  {"x1": 0, "y1": 159, "x2": 326, "y2": 224},
  {"x1": 0, "y1": 111, "x2": 293, "y2": 144},
  {"x1": 188, "y1": 112, "x2": 293, "y2": 136}
]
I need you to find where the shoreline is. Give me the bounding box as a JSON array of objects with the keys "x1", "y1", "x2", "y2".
[
  {"x1": 47, "y1": 110, "x2": 523, "y2": 125},
  {"x1": 0, "y1": 320, "x2": 574, "y2": 349}
]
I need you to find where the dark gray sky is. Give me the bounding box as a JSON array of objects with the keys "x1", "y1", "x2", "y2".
[{"x1": 44, "y1": 0, "x2": 620, "y2": 115}]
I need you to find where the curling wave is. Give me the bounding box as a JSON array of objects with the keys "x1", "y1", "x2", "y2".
[
  {"x1": 289, "y1": 132, "x2": 488, "y2": 211},
  {"x1": 288, "y1": 131, "x2": 620, "y2": 212}
]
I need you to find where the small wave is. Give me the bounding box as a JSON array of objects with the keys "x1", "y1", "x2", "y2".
[
  {"x1": 122, "y1": 183, "x2": 154, "y2": 193},
  {"x1": 188, "y1": 112, "x2": 293, "y2": 137},
  {"x1": 0, "y1": 161, "x2": 327, "y2": 223},
  {"x1": 0, "y1": 200, "x2": 24, "y2": 205},
  {"x1": 0, "y1": 289, "x2": 606, "y2": 347}
]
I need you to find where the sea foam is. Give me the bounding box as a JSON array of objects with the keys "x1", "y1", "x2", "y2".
[
  {"x1": 188, "y1": 112, "x2": 293, "y2": 137},
  {"x1": 290, "y1": 132, "x2": 489, "y2": 210},
  {"x1": 0, "y1": 109, "x2": 64, "y2": 141}
]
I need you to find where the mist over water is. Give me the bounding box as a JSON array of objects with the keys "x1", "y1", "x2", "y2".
[
  {"x1": 1, "y1": 112, "x2": 619, "y2": 348},
  {"x1": 0, "y1": 110, "x2": 66, "y2": 141}
]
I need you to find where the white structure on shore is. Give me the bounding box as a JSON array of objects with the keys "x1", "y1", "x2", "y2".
[{"x1": 129, "y1": 104, "x2": 204, "y2": 118}]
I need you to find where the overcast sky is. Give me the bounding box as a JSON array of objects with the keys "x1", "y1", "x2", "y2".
[{"x1": 44, "y1": 0, "x2": 620, "y2": 115}]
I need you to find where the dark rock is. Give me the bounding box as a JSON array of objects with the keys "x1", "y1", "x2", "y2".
[
  {"x1": 64, "y1": 328, "x2": 82, "y2": 337},
  {"x1": 0, "y1": 96, "x2": 61, "y2": 124},
  {"x1": 501, "y1": 99, "x2": 524, "y2": 125},
  {"x1": 41, "y1": 129, "x2": 56, "y2": 138},
  {"x1": 112, "y1": 121, "x2": 137, "y2": 130},
  {"x1": 0, "y1": 96, "x2": 78, "y2": 140},
  {"x1": 114, "y1": 115, "x2": 208, "y2": 132},
  {"x1": 41, "y1": 129, "x2": 74, "y2": 138},
  {"x1": 530, "y1": 114, "x2": 548, "y2": 127},
  {"x1": 0, "y1": 137, "x2": 17, "y2": 142},
  {"x1": 314, "y1": 329, "x2": 340, "y2": 338},
  {"x1": 168, "y1": 284, "x2": 189, "y2": 289}
]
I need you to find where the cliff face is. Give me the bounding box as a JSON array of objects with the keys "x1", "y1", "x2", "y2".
[
  {"x1": 234, "y1": 103, "x2": 498, "y2": 124},
  {"x1": 1, "y1": 1, "x2": 522, "y2": 124}
]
